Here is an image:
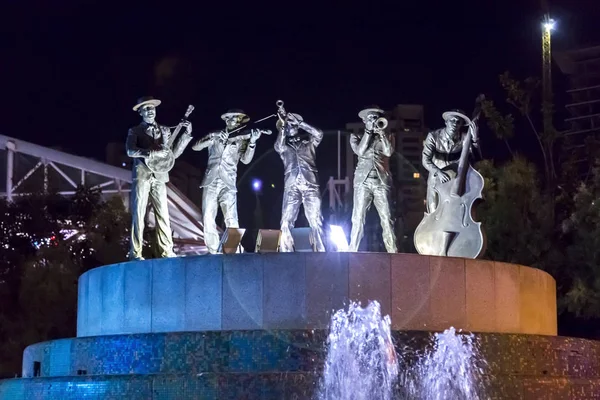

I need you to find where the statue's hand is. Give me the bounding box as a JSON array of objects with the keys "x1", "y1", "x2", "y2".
[
  {"x1": 468, "y1": 121, "x2": 478, "y2": 141},
  {"x1": 150, "y1": 149, "x2": 169, "y2": 158},
  {"x1": 436, "y1": 171, "x2": 451, "y2": 183},
  {"x1": 219, "y1": 131, "x2": 229, "y2": 142},
  {"x1": 182, "y1": 121, "x2": 192, "y2": 134},
  {"x1": 277, "y1": 109, "x2": 287, "y2": 122},
  {"x1": 286, "y1": 113, "x2": 300, "y2": 125},
  {"x1": 250, "y1": 129, "x2": 262, "y2": 143}
]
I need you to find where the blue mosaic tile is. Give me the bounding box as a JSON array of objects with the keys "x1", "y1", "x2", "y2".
[
  {"x1": 153, "y1": 375, "x2": 218, "y2": 399},
  {"x1": 5, "y1": 330, "x2": 600, "y2": 399}
]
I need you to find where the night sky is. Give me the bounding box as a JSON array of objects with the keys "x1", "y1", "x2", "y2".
[{"x1": 1, "y1": 0, "x2": 599, "y2": 232}]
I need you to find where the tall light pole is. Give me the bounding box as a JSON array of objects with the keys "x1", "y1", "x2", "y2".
[
  {"x1": 542, "y1": 15, "x2": 555, "y2": 134},
  {"x1": 541, "y1": 6, "x2": 557, "y2": 183}
]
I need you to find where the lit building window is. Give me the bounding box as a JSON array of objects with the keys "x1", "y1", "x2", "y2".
[{"x1": 413, "y1": 172, "x2": 420, "y2": 179}]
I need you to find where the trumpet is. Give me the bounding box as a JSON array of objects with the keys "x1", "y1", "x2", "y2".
[
  {"x1": 374, "y1": 117, "x2": 388, "y2": 130},
  {"x1": 276, "y1": 100, "x2": 286, "y2": 117}
]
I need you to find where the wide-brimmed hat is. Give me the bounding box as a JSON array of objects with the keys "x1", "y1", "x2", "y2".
[
  {"x1": 221, "y1": 109, "x2": 250, "y2": 123},
  {"x1": 133, "y1": 96, "x2": 161, "y2": 111},
  {"x1": 358, "y1": 105, "x2": 384, "y2": 120},
  {"x1": 442, "y1": 109, "x2": 469, "y2": 123}
]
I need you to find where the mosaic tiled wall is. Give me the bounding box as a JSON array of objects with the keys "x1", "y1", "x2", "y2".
[
  {"x1": 1, "y1": 330, "x2": 599, "y2": 399},
  {"x1": 0, "y1": 373, "x2": 316, "y2": 400},
  {"x1": 22, "y1": 331, "x2": 325, "y2": 377}
]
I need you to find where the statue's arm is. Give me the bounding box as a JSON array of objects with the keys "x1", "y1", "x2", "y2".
[
  {"x1": 300, "y1": 122, "x2": 323, "y2": 147},
  {"x1": 469, "y1": 121, "x2": 480, "y2": 148},
  {"x1": 240, "y1": 138, "x2": 257, "y2": 164},
  {"x1": 274, "y1": 124, "x2": 286, "y2": 154},
  {"x1": 422, "y1": 132, "x2": 441, "y2": 175},
  {"x1": 126, "y1": 129, "x2": 150, "y2": 158},
  {"x1": 192, "y1": 132, "x2": 216, "y2": 152},
  {"x1": 379, "y1": 131, "x2": 393, "y2": 157},
  {"x1": 173, "y1": 131, "x2": 193, "y2": 158},
  {"x1": 350, "y1": 131, "x2": 371, "y2": 156}
]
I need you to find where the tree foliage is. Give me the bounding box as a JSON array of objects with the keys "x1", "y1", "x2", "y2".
[
  {"x1": 480, "y1": 71, "x2": 600, "y2": 331},
  {"x1": 482, "y1": 72, "x2": 557, "y2": 189},
  {"x1": 559, "y1": 164, "x2": 600, "y2": 318},
  {"x1": 0, "y1": 187, "x2": 129, "y2": 377},
  {"x1": 476, "y1": 157, "x2": 555, "y2": 268}
]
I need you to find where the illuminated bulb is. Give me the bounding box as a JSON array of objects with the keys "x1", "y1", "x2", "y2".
[
  {"x1": 252, "y1": 179, "x2": 262, "y2": 192},
  {"x1": 543, "y1": 19, "x2": 555, "y2": 32}
]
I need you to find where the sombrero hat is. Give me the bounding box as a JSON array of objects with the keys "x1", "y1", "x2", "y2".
[
  {"x1": 442, "y1": 109, "x2": 470, "y2": 123},
  {"x1": 358, "y1": 105, "x2": 384, "y2": 120},
  {"x1": 133, "y1": 96, "x2": 161, "y2": 111},
  {"x1": 221, "y1": 109, "x2": 250, "y2": 123}
]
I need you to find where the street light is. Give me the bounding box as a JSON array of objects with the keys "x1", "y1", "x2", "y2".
[
  {"x1": 541, "y1": 15, "x2": 555, "y2": 138},
  {"x1": 251, "y1": 178, "x2": 262, "y2": 192},
  {"x1": 543, "y1": 18, "x2": 555, "y2": 32}
]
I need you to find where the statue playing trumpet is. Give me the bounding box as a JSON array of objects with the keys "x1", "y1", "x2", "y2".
[
  {"x1": 348, "y1": 105, "x2": 397, "y2": 253},
  {"x1": 274, "y1": 100, "x2": 326, "y2": 252}
]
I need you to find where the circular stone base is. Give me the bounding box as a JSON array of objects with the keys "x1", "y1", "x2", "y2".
[
  {"x1": 77, "y1": 253, "x2": 557, "y2": 337},
  {"x1": 3, "y1": 330, "x2": 600, "y2": 399}
]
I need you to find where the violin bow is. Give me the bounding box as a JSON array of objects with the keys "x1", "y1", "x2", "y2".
[{"x1": 226, "y1": 114, "x2": 277, "y2": 137}]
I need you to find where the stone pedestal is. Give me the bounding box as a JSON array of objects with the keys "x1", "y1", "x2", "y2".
[
  {"x1": 0, "y1": 253, "x2": 597, "y2": 400},
  {"x1": 76, "y1": 253, "x2": 557, "y2": 337}
]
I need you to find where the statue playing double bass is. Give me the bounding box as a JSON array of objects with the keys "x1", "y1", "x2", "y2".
[{"x1": 413, "y1": 95, "x2": 486, "y2": 259}]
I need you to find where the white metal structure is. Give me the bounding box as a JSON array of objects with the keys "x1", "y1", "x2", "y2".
[
  {"x1": 322, "y1": 130, "x2": 351, "y2": 218},
  {"x1": 0, "y1": 134, "x2": 207, "y2": 255}
]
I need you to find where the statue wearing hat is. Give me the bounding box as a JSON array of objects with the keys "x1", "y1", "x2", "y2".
[
  {"x1": 192, "y1": 109, "x2": 270, "y2": 254},
  {"x1": 414, "y1": 96, "x2": 485, "y2": 259},
  {"x1": 422, "y1": 109, "x2": 479, "y2": 213},
  {"x1": 274, "y1": 102, "x2": 326, "y2": 252},
  {"x1": 126, "y1": 96, "x2": 193, "y2": 260},
  {"x1": 348, "y1": 106, "x2": 397, "y2": 253}
]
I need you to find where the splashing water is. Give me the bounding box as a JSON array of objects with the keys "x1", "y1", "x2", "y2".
[
  {"x1": 318, "y1": 301, "x2": 487, "y2": 400},
  {"x1": 317, "y1": 301, "x2": 399, "y2": 400},
  {"x1": 408, "y1": 327, "x2": 487, "y2": 400}
]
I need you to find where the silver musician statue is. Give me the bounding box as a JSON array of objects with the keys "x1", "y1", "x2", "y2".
[
  {"x1": 126, "y1": 96, "x2": 193, "y2": 260},
  {"x1": 274, "y1": 100, "x2": 326, "y2": 252},
  {"x1": 422, "y1": 108, "x2": 479, "y2": 213},
  {"x1": 348, "y1": 106, "x2": 397, "y2": 253},
  {"x1": 414, "y1": 96, "x2": 486, "y2": 259},
  {"x1": 192, "y1": 109, "x2": 271, "y2": 254}
]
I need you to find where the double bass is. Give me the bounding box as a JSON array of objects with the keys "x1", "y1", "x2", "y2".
[{"x1": 413, "y1": 95, "x2": 486, "y2": 258}]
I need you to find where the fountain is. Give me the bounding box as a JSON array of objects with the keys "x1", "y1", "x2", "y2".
[
  {"x1": 318, "y1": 301, "x2": 487, "y2": 400},
  {"x1": 318, "y1": 301, "x2": 398, "y2": 400},
  {"x1": 0, "y1": 252, "x2": 599, "y2": 399},
  {"x1": 405, "y1": 327, "x2": 486, "y2": 400}
]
